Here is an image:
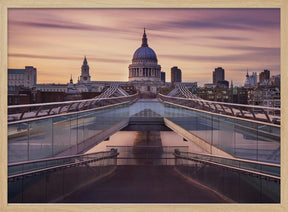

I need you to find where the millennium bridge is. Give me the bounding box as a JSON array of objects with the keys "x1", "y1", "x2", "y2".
[{"x1": 8, "y1": 84, "x2": 280, "y2": 203}]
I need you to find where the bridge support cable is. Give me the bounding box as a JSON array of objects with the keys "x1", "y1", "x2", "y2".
[
  {"x1": 167, "y1": 84, "x2": 199, "y2": 99},
  {"x1": 94, "y1": 83, "x2": 129, "y2": 99}
]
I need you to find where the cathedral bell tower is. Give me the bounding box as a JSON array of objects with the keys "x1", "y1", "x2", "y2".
[{"x1": 79, "y1": 56, "x2": 91, "y2": 83}]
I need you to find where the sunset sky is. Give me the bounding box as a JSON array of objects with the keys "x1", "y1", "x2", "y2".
[{"x1": 8, "y1": 9, "x2": 280, "y2": 86}]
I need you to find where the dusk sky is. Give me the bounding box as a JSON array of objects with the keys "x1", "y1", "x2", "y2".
[{"x1": 8, "y1": 9, "x2": 280, "y2": 86}]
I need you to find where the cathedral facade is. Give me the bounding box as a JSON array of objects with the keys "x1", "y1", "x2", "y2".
[{"x1": 128, "y1": 29, "x2": 163, "y2": 93}]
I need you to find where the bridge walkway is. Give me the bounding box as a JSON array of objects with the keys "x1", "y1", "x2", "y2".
[{"x1": 59, "y1": 165, "x2": 230, "y2": 203}]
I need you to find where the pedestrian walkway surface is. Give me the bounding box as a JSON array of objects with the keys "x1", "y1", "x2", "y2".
[{"x1": 59, "y1": 166, "x2": 228, "y2": 203}]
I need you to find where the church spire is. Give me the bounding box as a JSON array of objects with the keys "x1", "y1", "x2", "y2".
[
  {"x1": 141, "y1": 28, "x2": 148, "y2": 47},
  {"x1": 83, "y1": 56, "x2": 87, "y2": 65},
  {"x1": 80, "y1": 55, "x2": 90, "y2": 83}
]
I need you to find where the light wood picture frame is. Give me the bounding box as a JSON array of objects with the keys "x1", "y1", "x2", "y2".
[{"x1": 0, "y1": 0, "x2": 287, "y2": 211}]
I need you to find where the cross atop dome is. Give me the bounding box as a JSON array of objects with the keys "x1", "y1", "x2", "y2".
[{"x1": 142, "y1": 28, "x2": 148, "y2": 47}]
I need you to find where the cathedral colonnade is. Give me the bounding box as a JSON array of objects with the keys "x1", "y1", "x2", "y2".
[{"x1": 129, "y1": 67, "x2": 161, "y2": 78}]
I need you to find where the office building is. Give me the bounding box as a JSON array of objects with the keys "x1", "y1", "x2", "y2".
[
  {"x1": 171, "y1": 66, "x2": 182, "y2": 83},
  {"x1": 161, "y1": 72, "x2": 166, "y2": 83},
  {"x1": 213, "y1": 67, "x2": 225, "y2": 84},
  {"x1": 259, "y1": 69, "x2": 270, "y2": 83}
]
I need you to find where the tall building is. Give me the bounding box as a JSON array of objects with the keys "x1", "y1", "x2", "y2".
[
  {"x1": 161, "y1": 72, "x2": 166, "y2": 83},
  {"x1": 213, "y1": 67, "x2": 225, "y2": 84},
  {"x1": 244, "y1": 71, "x2": 257, "y2": 87},
  {"x1": 79, "y1": 56, "x2": 91, "y2": 83},
  {"x1": 259, "y1": 69, "x2": 270, "y2": 83},
  {"x1": 171, "y1": 66, "x2": 182, "y2": 83},
  {"x1": 8, "y1": 66, "x2": 37, "y2": 88}
]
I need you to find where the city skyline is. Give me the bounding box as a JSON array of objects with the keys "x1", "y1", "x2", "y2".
[{"x1": 8, "y1": 8, "x2": 280, "y2": 86}]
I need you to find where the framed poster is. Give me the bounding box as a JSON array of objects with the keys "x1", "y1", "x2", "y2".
[{"x1": 1, "y1": 0, "x2": 287, "y2": 211}]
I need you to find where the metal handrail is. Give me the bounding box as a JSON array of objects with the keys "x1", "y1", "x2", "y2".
[
  {"x1": 174, "y1": 150, "x2": 280, "y2": 180},
  {"x1": 106, "y1": 145, "x2": 187, "y2": 148},
  {"x1": 8, "y1": 93, "x2": 139, "y2": 122},
  {"x1": 8, "y1": 100, "x2": 133, "y2": 125},
  {"x1": 8, "y1": 93, "x2": 138, "y2": 109},
  {"x1": 158, "y1": 93, "x2": 280, "y2": 124},
  {"x1": 8, "y1": 153, "x2": 119, "y2": 179},
  {"x1": 8, "y1": 150, "x2": 113, "y2": 166},
  {"x1": 8, "y1": 149, "x2": 118, "y2": 179},
  {"x1": 158, "y1": 93, "x2": 280, "y2": 111},
  {"x1": 176, "y1": 154, "x2": 280, "y2": 181},
  {"x1": 163, "y1": 101, "x2": 281, "y2": 128},
  {"x1": 175, "y1": 151, "x2": 280, "y2": 167}
]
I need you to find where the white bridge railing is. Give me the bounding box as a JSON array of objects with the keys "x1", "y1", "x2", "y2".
[
  {"x1": 8, "y1": 93, "x2": 139, "y2": 123},
  {"x1": 158, "y1": 93, "x2": 280, "y2": 125}
]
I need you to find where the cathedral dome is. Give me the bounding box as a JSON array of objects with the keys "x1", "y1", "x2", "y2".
[
  {"x1": 132, "y1": 28, "x2": 158, "y2": 63},
  {"x1": 132, "y1": 46, "x2": 157, "y2": 62}
]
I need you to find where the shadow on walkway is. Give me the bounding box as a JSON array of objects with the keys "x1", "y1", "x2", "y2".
[{"x1": 59, "y1": 165, "x2": 229, "y2": 203}]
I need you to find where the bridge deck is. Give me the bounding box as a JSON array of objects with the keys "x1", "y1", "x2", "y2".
[{"x1": 59, "y1": 165, "x2": 230, "y2": 203}]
